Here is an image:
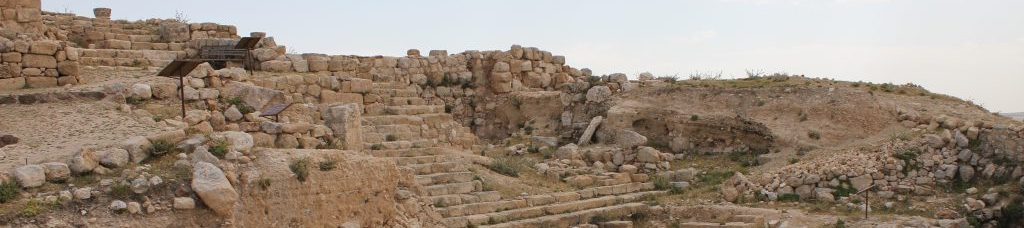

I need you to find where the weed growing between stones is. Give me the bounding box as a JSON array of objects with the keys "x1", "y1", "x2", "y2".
[{"x1": 289, "y1": 158, "x2": 311, "y2": 182}]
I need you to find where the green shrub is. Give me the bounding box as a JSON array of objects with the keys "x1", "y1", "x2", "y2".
[
  {"x1": 833, "y1": 182, "x2": 857, "y2": 198},
  {"x1": 209, "y1": 141, "x2": 230, "y2": 158},
  {"x1": 778, "y1": 193, "x2": 801, "y2": 202},
  {"x1": 385, "y1": 135, "x2": 398, "y2": 142},
  {"x1": 289, "y1": 158, "x2": 311, "y2": 182},
  {"x1": 699, "y1": 171, "x2": 734, "y2": 186},
  {"x1": 835, "y1": 219, "x2": 846, "y2": 228},
  {"x1": 149, "y1": 140, "x2": 174, "y2": 156},
  {"x1": 489, "y1": 157, "x2": 530, "y2": 177},
  {"x1": 318, "y1": 159, "x2": 337, "y2": 171},
  {"x1": 0, "y1": 181, "x2": 20, "y2": 203},
  {"x1": 19, "y1": 199, "x2": 50, "y2": 217},
  {"x1": 125, "y1": 97, "x2": 144, "y2": 105},
  {"x1": 527, "y1": 146, "x2": 540, "y2": 154},
  {"x1": 225, "y1": 97, "x2": 255, "y2": 114},
  {"x1": 370, "y1": 144, "x2": 383, "y2": 150},
  {"x1": 690, "y1": 115, "x2": 699, "y2": 121},
  {"x1": 788, "y1": 158, "x2": 800, "y2": 164},
  {"x1": 109, "y1": 183, "x2": 133, "y2": 199}
]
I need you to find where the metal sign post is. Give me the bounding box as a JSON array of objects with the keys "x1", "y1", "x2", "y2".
[
  {"x1": 855, "y1": 184, "x2": 876, "y2": 219},
  {"x1": 157, "y1": 60, "x2": 205, "y2": 118}
]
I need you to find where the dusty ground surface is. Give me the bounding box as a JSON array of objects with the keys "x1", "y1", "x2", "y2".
[{"x1": 0, "y1": 67, "x2": 178, "y2": 171}]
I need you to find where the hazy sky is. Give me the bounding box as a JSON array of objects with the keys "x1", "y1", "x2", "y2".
[{"x1": 43, "y1": 0, "x2": 1024, "y2": 112}]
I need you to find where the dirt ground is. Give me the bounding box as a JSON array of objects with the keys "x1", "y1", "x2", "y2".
[{"x1": 0, "y1": 67, "x2": 171, "y2": 171}]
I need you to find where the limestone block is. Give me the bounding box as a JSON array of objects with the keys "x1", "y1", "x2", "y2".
[
  {"x1": 104, "y1": 40, "x2": 131, "y2": 50},
  {"x1": 22, "y1": 54, "x2": 56, "y2": 68},
  {"x1": 25, "y1": 76, "x2": 57, "y2": 88},
  {"x1": 29, "y1": 40, "x2": 59, "y2": 55}
]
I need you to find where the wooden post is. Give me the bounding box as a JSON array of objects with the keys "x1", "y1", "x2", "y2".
[{"x1": 179, "y1": 76, "x2": 186, "y2": 118}]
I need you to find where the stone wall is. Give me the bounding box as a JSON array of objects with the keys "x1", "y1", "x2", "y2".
[
  {"x1": 0, "y1": 0, "x2": 45, "y2": 34},
  {"x1": 0, "y1": 38, "x2": 81, "y2": 90}
]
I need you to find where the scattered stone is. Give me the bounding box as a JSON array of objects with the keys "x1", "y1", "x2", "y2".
[
  {"x1": 554, "y1": 144, "x2": 581, "y2": 160},
  {"x1": 131, "y1": 177, "x2": 150, "y2": 194},
  {"x1": 120, "y1": 134, "x2": 150, "y2": 163},
  {"x1": 614, "y1": 130, "x2": 647, "y2": 149},
  {"x1": 100, "y1": 148, "x2": 130, "y2": 168},
  {"x1": 109, "y1": 200, "x2": 128, "y2": 212},
  {"x1": 73, "y1": 188, "x2": 92, "y2": 200},
  {"x1": 40, "y1": 162, "x2": 70, "y2": 183},
  {"x1": 14, "y1": 165, "x2": 46, "y2": 188},
  {"x1": 173, "y1": 197, "x2": 196, "y2": 210},
  {"x1": 127, "y1": 202, "x2": 141, "y2": 214},
  {"x1": 68, "y1": 148, "x2": 100, "y2": 174}
]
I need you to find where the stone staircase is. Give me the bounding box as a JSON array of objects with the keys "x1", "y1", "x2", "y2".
[
  {"x1": 359, "y1": 81, "x2": 663, "y2": 228},
  {"x1": 678, "y1": 215, "x2": 769, "y2": 228},
  {"x1": 444, "y1": 182, "x2": 665, "y2": 228}
]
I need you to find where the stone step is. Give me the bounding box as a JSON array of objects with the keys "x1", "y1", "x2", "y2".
[
  {"x1": 678, "y1": 222, "x2": 761, "y2": 228},
  {"x1": 476, "y1": 203, "x2": 650, "y2": 228},
  {"x1": 424, "y1": 180, "x2": 482, "y2": 196},
  {"x1": 383, "y1": 105, "x2": 445, "y2": 115},
  {"x1": 407, "y1": 161, "x2": 468, "y2": 175},
  {"x1": 437, "y1": 182, "x2": 656, "y2": 217},
  {"x1": 366, "y1": 147, "x2": 447, "y2": 157},
  {"x1": 386, "y1": 96, "x2": 428, "y2": 106},
  {"x1": 393, "y1": 155, "x2": 460, "y2": 166},
  {"x1": 447, "y1": 190, "x2": 663, "y2": 228},
  {"x1": 372, "y1": 82, "x2": 409, "y2": 89},
  {"x1": 430, "y1": 191, "x2": 502, "y2": 208},
  {"x1": 415, "y1": 171, "x2": 477, "y2": 186},
  {"x1": 371, "y1": 88, "x2": 419, "y2": 97},
  {"x1": 361, "y1": 113, "x2": 452, "y2": 126},
  {"x1": 364, "y1": 139, "x2": 438, "y2": 150}
]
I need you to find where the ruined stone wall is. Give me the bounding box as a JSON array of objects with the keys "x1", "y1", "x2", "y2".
[
  {"x1": 38, "y1": 8, "x2": 237, "y2": 67},
  {"x1": 0, "y1": 1, "x2": 82, "y2": 90},
  {"x1": 0, "y1": 0, "x2": 45, "y2": 34}
]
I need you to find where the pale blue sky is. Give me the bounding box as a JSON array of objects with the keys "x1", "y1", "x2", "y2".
[{"x1": 44, "y1": 0, "x2": 1024, "y2": 112}]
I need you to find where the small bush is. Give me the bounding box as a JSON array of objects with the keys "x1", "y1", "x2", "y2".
[
  {"x1": 489, "y1": 157, "x2": 530, "y2": 177},
  {"x1": 125, "y1": 97, "x2": 144, "y2": 105},
  {"x1": 778, "y1": 193, "x2": 801, "y2": 202},
  {"x1": 807, "y1": 130, "x2": 821, "y2": 140},
  {"x1": 527, "y1": 146, "x2": 540, "y2": 154},
  {"x1": 835, "y1": 219, "x2": 846, "y2": 228},
  {"x1": 209, "y1": 141, "x2": 230, "y2": 158},
  {"x1": 657, "y1": 75, "x2": 679, "y2": 83},
  {"x1": 225, "y1": 97, "x2": 256, "y2": 114},
  {"x1": 149, "y1": 140, "x2": 174, "y2": 156},
  {"x1": 0, "y1": 182, "x2": 20, "y2": 203},
  {"x1": 789, "y1": 158, "x2": 800, "y2": 164},
  {"x1": 289, "y1": 158, "x2": 311, "y2": 182},
  {"x1": 798, "y1": 111, "x2": 808, "y2": 122},
  {"x1": 20, "y1": 199, "x2": 50, "y2": 217},
  {"x1": 257, "y1": 178, "x2": 272, "y2": 190},
  {"x1": 690, "y1": 115, "x2": 699, "y2": 121},
  {"x1": 385, "y1": 135, "x2": 398, "y2": 142},
  {"x1": 370, "y1": 144, "x2": 383, "y2": 150},
  {"x1": 109, "y1": 183, "x2": 133, "y2": 199},
  {"x1": 699, "y1": 171, "x2": 734, "y2": 186},
  {"x1": 318, "y1": 159, "x2": 337, "y2": 171},
  {"x1": 653, "y1": 175, "x2": 672, "y2": 190}
]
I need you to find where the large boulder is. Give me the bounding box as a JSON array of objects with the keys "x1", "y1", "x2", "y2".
[
  {"x1": 636, "y1": 147, "x2": 661, "y2": 163},
  {"x1": 614, "y1": 130, "x2": 647, "y2": 149},
  {"x1": 131, "y1": 83, "x2": 152, "y2": 100},
  {"x1": 322, "y1": 104, "x2": 362, "y2": 150},
  {"x1": 585, "y1": 86, "x2": 611, "y2": 103},
  {"x1": 222, "y1": 131, "x2": 254, "y2": 153},
  {"x1": 220, "y1": 81, "x2": 287, "y2": 111},
  {"x1": 191, "y1": 162, "x2": 238, "y2": 217},
  {"x1": 67, "y1": 148, "x2": 100, "y2": 174},
  {"x1": 14, "y1": 165, "x2": 46, "y2": 188}
]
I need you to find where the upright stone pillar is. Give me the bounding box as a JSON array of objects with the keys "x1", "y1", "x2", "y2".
[
  {"x1": 93, "y1": 8, "x2": 112, "y2": 19},
  {"x1": 322, "y1": 103, "x2": 363, "y2": 151}
]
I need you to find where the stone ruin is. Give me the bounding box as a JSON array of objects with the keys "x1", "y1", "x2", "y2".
[{"x1": 1, "y1": 2, "x2": 1024, "y2": 228}]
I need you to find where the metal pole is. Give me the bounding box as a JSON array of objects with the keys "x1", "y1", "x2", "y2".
[{"x1": 180, "y1": 76, "x2": 186, "y2": 118}]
